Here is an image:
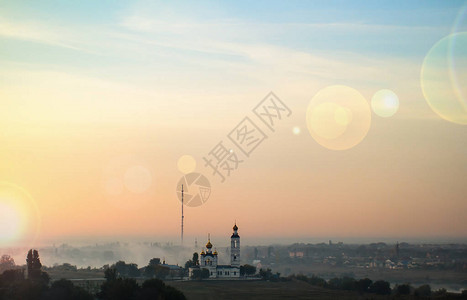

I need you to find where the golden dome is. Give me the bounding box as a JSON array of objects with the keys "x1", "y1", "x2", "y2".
[
  {"x1": 206, "y1": 240, "x2": 212, "y2": 249},
  {"x1": 213, "y1": 249, "x2": 218, "y2": 255},
  {"x1": 200, "y1": 250, "x2": 205, "y2": 255}
]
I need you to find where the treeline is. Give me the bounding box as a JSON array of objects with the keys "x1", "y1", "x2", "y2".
[
  {"x1": 0, "y1": 249, "x2": 186, "y2": 300},
  {"x1": 0, "y1": 269, "x2": 186, "y2": 300},
  {"x1": 284, "y1": 273, "x2": 467, "y2": 297}
]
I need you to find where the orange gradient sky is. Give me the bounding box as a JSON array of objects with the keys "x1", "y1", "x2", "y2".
[{"x1": 0, "y1": 1, "x2": 466, "y2": 247}]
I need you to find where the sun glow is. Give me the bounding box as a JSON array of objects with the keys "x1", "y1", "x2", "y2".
[
  {"x1": 0, "y1": 182, "x2": 41, "y2": 247},
  {"x1": 0, "y1": 202, "x2": 21, "y2": 242}
]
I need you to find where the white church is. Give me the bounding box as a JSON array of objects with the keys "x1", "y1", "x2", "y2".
[{"x1": 189, "y1": 223, "x2": 241, "y2": 279}]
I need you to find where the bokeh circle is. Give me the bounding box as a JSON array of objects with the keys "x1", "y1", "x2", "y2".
[
  {"x1": 102, "y1": 155, "x2": 154, "y2": 209},
  {"x1": 371, "y1": 89, "x2": 400, "y2": 117},
  {"x1": 177, "y1": 155, "x2": 197, "y2": 174},
  {"x1": 306, "y1": 85, "x2": 371, "y2": 150},
  {"x1": 421, "y1": 32, "x2": 467, "y2": 125}
]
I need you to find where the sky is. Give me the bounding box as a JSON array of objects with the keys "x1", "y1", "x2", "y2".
[{"x1": 0, "y1": 0, "x2": 466, "y2": 248}]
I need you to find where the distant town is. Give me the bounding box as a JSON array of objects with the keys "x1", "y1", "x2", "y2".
[{"x1": 1, "y1": 232, "x2": 466, "y2": 298}]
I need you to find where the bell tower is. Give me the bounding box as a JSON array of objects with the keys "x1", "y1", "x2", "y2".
[{"x1": 230, "y1": 222, "x2": 240, "y2": 267}]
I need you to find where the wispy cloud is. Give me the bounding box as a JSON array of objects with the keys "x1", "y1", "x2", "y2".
[{"x1": 0, "y1": 18, "x2": 84, "y2": 50}]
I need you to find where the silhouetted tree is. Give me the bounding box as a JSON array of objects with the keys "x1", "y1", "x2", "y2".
[
  {"x1": 414, "y1": 284, "x2": 431, "y2": 297},
  {"x1": 190, "y1": 268, "x2": 210, "y2": 280},
  {"x1": 144, "y1": 258, "x2": 163, "y2": 278},
  {"x1": 2, "y1": 279, "x2": 46, "y2": 300},
  {"x1": 240, "y1": 264, "x2": 256, "y2": 276},
  {"x1": 191, "y1": 253, "x2": 198, "y2": 265},
  {"x1": 104, "y1": 267, "x2": 118, "y2": 281},
  {"x1": 139, "y1": 278, "x2": 165, "y2": 299},
  {"x1": 98, "y1": 277, "x2": 140, "y2": 300},
  {"x1": 355, "y1": 278, "x2": 372, "y2": 294},
  {"x1": 27, "y1": 249, "x2": 42, "y2": 279},
  {"x1": 113, "y1": 260, "x2": 140, "y2": 278},
  {"x1": 308, "y1": 275, "x2": 327, "y2": 287},
  {"x1": 0, "y1": 254, "x2": 15, "y2": 273},
  {"x1": 184, "y1": 253, "x2": 199, "y2": 270},
  {"x1": 433, "y1": 287, "x2": 447, "y2": 296},
  {"x1": 369, "y1": 280, "x2": 391, "y2": 295},
  {"x1": 1, "y1": 269, "x2": 24, "y2": 282},
  {"x1": 341, "y1": 277, "x2": 356, "y2": 290},
  {"x1": 328, "y1": 277, "x2": 342, "y2": 290},
  {"x1": 44, "y1": 279, "x2": 93, "y2": 300},
  {"x1": 148, "y1": 258, "x2": 161, "y2": 266},
  {"x1": 98, "y1": 275, "x2": 186, "y2": 300},
  {"x1": 140, "y1": 278, "x2": 186, "y2": 300},
  {"x1": 395, "y1": 283, "x2": 411, "y2": 295},
  {"x1": 154, "y1": 265, "x2": 170, "y2": 279},
  {"x1": 162, "y1": 285, "x2": 187, "y2": 300},
  {"x1": 259, "y1": 268, "x2": 280, "y2": 280}
]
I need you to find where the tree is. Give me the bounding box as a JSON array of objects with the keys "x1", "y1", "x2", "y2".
[
  {"x1": 140, "y1": 278, "x2": 186, "y2": 300},
  {"x1": 154, "y1": 265, "x2": 170, "y2": 279},
  {"x1": 27, "y1": 249, "x2": 42, "y2": 279},
  {"x1": 184, "y1": 260, "x2": 193, "y2": 270},
  {"x1": 1, "y1": 269, "x2": 24, "y2": 282},
  {"x1": 200, "y1": 268, "x2": 210, "y2": 279},
  {"x1": 105, "y1": 267, "x2": 118, "y2": 281},
  {"x1": 340, "y1": 277, "x2": 356, "y2": 291},
  {"x1": 370, "y1": 280, "x2": 391, "y2": 295},
  {"x1": 306, "y1": 275, "x2": 327, "y2": 287},
  {"x1": 98, "y1": 277, "x2": 140, "y2": 300},
  {"x1": 414, "y1": 284, "x2": 431, "y2": 297},
  {"x1": 433, "y1": 288, "x2": 447, "y2": 296},
  {"x1": 45, "y1": 279, "x2": 94, "y2": 300},
  {"x1": 395, "y1": 283, "x2": 411, "y2": 295},
  {"x1": 240, "y1": 264, "x2": 256, "y2": 276},
  {"x1": 192, "y1": 253, "x2": 198, "y2": 265},
  {"x1": 144, "y1": 258, "x2": 161, "y2": 278},
  {"x1": 1, "y1": 277, "x2": 46, "y2": 300},
  {"x1": 25, "y1": 249, "x2": 49, "y2": 285},
  {"x1": 259, "y1": 268, "x2": 275, "y2": 280},
  {"x1": 355, "y1": 278, "x2": 372, "y2": 294},
  {"x1": 0, "y1": 255, "x2": 15, "y2": 273},
  {"x1": 190, "y1": 268, "x2": 210, "y2": 280},
  {"x1": 148, "y1": 258, "x2": 161, "y2": 266},
  {"x1": 114, "y1": 261, "x2": 140, "y2": 278},
  {"x1": 184, "y1": 253, "x2": 199, "y2": 270}
]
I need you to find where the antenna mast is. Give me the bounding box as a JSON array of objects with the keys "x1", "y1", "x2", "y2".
[{"x1": 181, "y1": 184, "x2": 184, "y2": 246}]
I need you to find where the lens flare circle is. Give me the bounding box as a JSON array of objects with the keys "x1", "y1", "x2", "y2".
[
  {"x1": 292, "y1": 126, "x2": 301, "y2": 135},
  {"x1": 306, "y1": 85, "x2": 371, "y2": 150},
  {"x1": 177, "y1": 155, "x2": 197, "y2": 174},
  {"x1": 0, "y1": 182, "x2": 41, "y2": 248},
  {"x1": 421, "y1": 32, "x2": 467, "y2": 125},
  {"x1": 371, "y1": 89, "x2": 400, "y2": 117},
  {"x1": 102, "y1": 155, "x2": 154, "y2": 209}
]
